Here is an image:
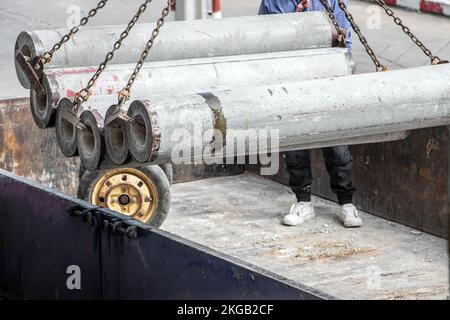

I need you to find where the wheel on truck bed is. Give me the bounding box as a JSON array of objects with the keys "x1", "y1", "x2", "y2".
[{"x1": 78, "y1": 165, "x2": 172, "y2": 227}]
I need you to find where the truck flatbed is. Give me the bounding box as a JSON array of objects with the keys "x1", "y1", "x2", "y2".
[{"x1": 163, "y1": 173, "x2": 448, "y2": 300}]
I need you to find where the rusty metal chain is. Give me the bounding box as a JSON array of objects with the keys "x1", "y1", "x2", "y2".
[
  {"x1": 74, "y1": 0, "x2": 155, "y2": 104},
  {"x1": 375, "y1": 0, "x2": 448, "y2": 65},
  {"x1": 118, "y1": 0, "x2": 174, "y2": 105},
  {"x1": 317, "y1": 0, "x2": 347, "y2": 48},
  {"x1": 337, "y1": 0, "x2": 388, "y2": 72},
  {"x1": 38, "y1": 0, "x2": 109, "y2": 66}
]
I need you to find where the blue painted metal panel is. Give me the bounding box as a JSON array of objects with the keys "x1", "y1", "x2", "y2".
[
  {"x1": 0, "y1": 171, "x2": 101, "y2": 299},
  {"x1": 0, "y1": 169, "x2": 333, "y2": 300},
  {"x1": 100, "y1": 229, "x2": 331, "y2": 300}
]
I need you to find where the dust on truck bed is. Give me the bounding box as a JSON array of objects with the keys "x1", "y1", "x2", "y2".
[{"x1": 163, "y1": 173, "x2": 449, "y2": 300}]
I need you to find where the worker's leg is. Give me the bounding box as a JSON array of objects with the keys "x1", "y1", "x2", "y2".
[
  {"x1": 283, "y1": 150, "x2": 313, "y2": 202},
  {"x1": 322, "y1": 146, "x2": 355, "y2": 205},
  {"x1": 322, "y1": 146, "x2": 362, "y2": 227},
  {"x1": 282, "y1": 150, "x2": 316, "y2": 226}
]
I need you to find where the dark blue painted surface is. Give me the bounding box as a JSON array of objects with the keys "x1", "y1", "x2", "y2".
[
  {"x1": 100, "y1": 230, "x2": 331, "y2": 300},
  {"x1": 0, "y1": 169, "x2": 333, "y2": 300},
  {"x1": 0, "y1": 171, "x2": 101, "y2": 299}
]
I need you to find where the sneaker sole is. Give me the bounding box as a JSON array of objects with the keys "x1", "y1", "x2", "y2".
[
  {"x1": 282, "y1": 213, "x2": 316, "y2": 226},
  {"x1": 343, "y1": 221, "x2": 363, "y2": 228}
]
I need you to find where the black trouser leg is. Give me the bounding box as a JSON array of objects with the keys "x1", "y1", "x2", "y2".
[
  {"x1": 283, "y1": 150, "x2": 312, "y2": 202},
  {"x1": 322, "y1": 146, "x2": 355, "y2": 205}
]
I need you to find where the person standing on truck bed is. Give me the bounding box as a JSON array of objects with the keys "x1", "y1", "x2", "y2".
[{"x1": 259, "y1": 0, "x2": 363, "y2": 228}]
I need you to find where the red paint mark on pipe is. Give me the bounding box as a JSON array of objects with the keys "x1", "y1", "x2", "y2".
[
  {"x1": 46, "y1": 67, "x2": 98, "y2": 77},
  {"x1": 66, "y1": 89, "x2": 76, "y2": 98}
]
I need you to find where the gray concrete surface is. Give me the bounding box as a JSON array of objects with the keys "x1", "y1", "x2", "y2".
[
  {"x1": 164, "y1": 173, "x2": 449, "y2": 300},
  {"x1": 1, "y1": 1, "x2": 449, "y2": 98}
]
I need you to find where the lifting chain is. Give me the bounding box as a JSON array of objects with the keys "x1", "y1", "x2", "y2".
[
  {"x1": 73, "y1": 0, "x2": 156, "y2": 106},
  {"x1": 375, "y1": 0, "x2": 448, "y2": 65},
  {"x1": 337, "y1": 0, "x2": 388, "y2": 72},
  {"x1": 317, "y1": 0, "x2": 347, "y2": 48},
  {"x1": 38, "y1": 0, "x2": 109, "y2": 66},
  {"x1": 117, "y1": 0, "x2": 174, "y2": 106}
]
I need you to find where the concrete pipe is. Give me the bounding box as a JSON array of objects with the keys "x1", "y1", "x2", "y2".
[
  {"x1": 75, "y1": 98, "x2": 147, "y2": 170},
  {"x1": 55, "y1": 98, "x2": 79, "y2": 157},
  {"x1": 31, "y1": 48, "x2": 355, "y2": 129},
  {"x1": 77, "y1": 108, "x2": 107, "y2": 171},
  {"x1": 125, "y1": 64, "x2": 450, "y2": 165},
  {"x1": 99, "y1": 48, "x2": 354, "y2": 166},
  {"x1": 80, "y1": 103, "x2": 403, "y2": 171},
  {"x1": 67, "y1": 95, "x2": 142, "y2": 170},
  {"x1": 73, "y1": 97, "x2": 407, "y2": 171},
  {"x1": 90, "y1": 133, "x2": 410, "y2": 170},
  {"x1": 71, "y1": 92, "x2": 408, "y2": 170},
  {"x1": 51, "y1": 48, "x2": 354, "y2": 164},
  {"x1": 15, "y1": 11, "x2": 337, "y2": 89},
  {"x1": 55, "y1": 95, "x2": 107, "y2": 165}
]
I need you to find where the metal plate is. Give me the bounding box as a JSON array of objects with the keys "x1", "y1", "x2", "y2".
[
  {"x1": 0, "y1": 169, "x2": 332, "y2": 300},
  {"x1": 0, "y1": 171, "x2": 100, "y2": 299},
  {"x1": 99, "y1": 228, "x2": 331, "y2": 300}
]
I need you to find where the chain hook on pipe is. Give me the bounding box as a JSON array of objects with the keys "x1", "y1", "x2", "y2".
[
  {"x1": 317, "y1": 0, "x2": 347, "y2": 48},
  {"x1": 105, "y1": 0, "x2": 175, "y2": 127},
  {"x1": 61, "y1": 0, "x2": 157, "y2": 129}
]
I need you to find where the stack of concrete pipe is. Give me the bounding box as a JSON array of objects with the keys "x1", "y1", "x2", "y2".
[{"x1": 15, "y1": 12, "x2": 449, "y2": 171}]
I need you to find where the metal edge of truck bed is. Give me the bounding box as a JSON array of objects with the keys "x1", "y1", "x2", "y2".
[{"x1": 0, "y1": 168, "x2": 336, "y2": 300}]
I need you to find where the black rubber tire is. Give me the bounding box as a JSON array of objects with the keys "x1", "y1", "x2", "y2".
[
  {"x1": 159, "y1": 163, "x2": 174, "y2": 185},
  {"x1": 78, "y1": 165, "x2": 171, "y2": 228}
]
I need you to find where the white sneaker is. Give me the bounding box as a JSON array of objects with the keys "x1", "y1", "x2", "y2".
[
  {"x1": 340, "y1": 204, "x2": 363, "y2": 228},
  {"x1": 282, "y1": 202, "x2": 316, "y2": 226}
]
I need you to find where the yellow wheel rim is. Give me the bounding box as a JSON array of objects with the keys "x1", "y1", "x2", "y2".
[{"x1": 90, "y1": 168, "x2": 158, "y2": 224}]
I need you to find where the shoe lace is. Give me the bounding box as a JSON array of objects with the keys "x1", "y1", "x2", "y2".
[
  {"x1": 344, "y1": 205, "x2": 360, "y2": 218},
  {"x1": 290, "y1": 202, "x2": 307, "y2": 215}
]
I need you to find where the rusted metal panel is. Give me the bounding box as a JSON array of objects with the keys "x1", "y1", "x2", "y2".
[
  {"x1": 247, "y1": 127, "x2": 449, "y2": 238},
  {"x1": 0, "y1": 97, "x2": 80, "y2": 195},
  {"x1": 311, "y1": 127, "x2": 449, "y2": 239}
]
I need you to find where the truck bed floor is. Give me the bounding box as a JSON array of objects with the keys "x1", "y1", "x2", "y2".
[{"x1": 163, "y1": 173, "x2": 448, "y2": 300}]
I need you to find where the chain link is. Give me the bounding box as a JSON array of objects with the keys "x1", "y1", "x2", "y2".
[
  {"x1": 75, "y1": 0, "x2": 156, "y2": 104},
  {"x1": 118, "y1": 0, "x2": 174, "y2": 105},
  {"x1": 375, "y1": 0, "x2": 448, "y2": 65},
  {"x1": 38, "y1": 0, "x2": 109, "y2": 66},
  {"x1": 337, "y1": 0, "x2": 388, "y2": 72},
  {"x1": 317, "y1": 0, "x2": 347, "y2": 48}
]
